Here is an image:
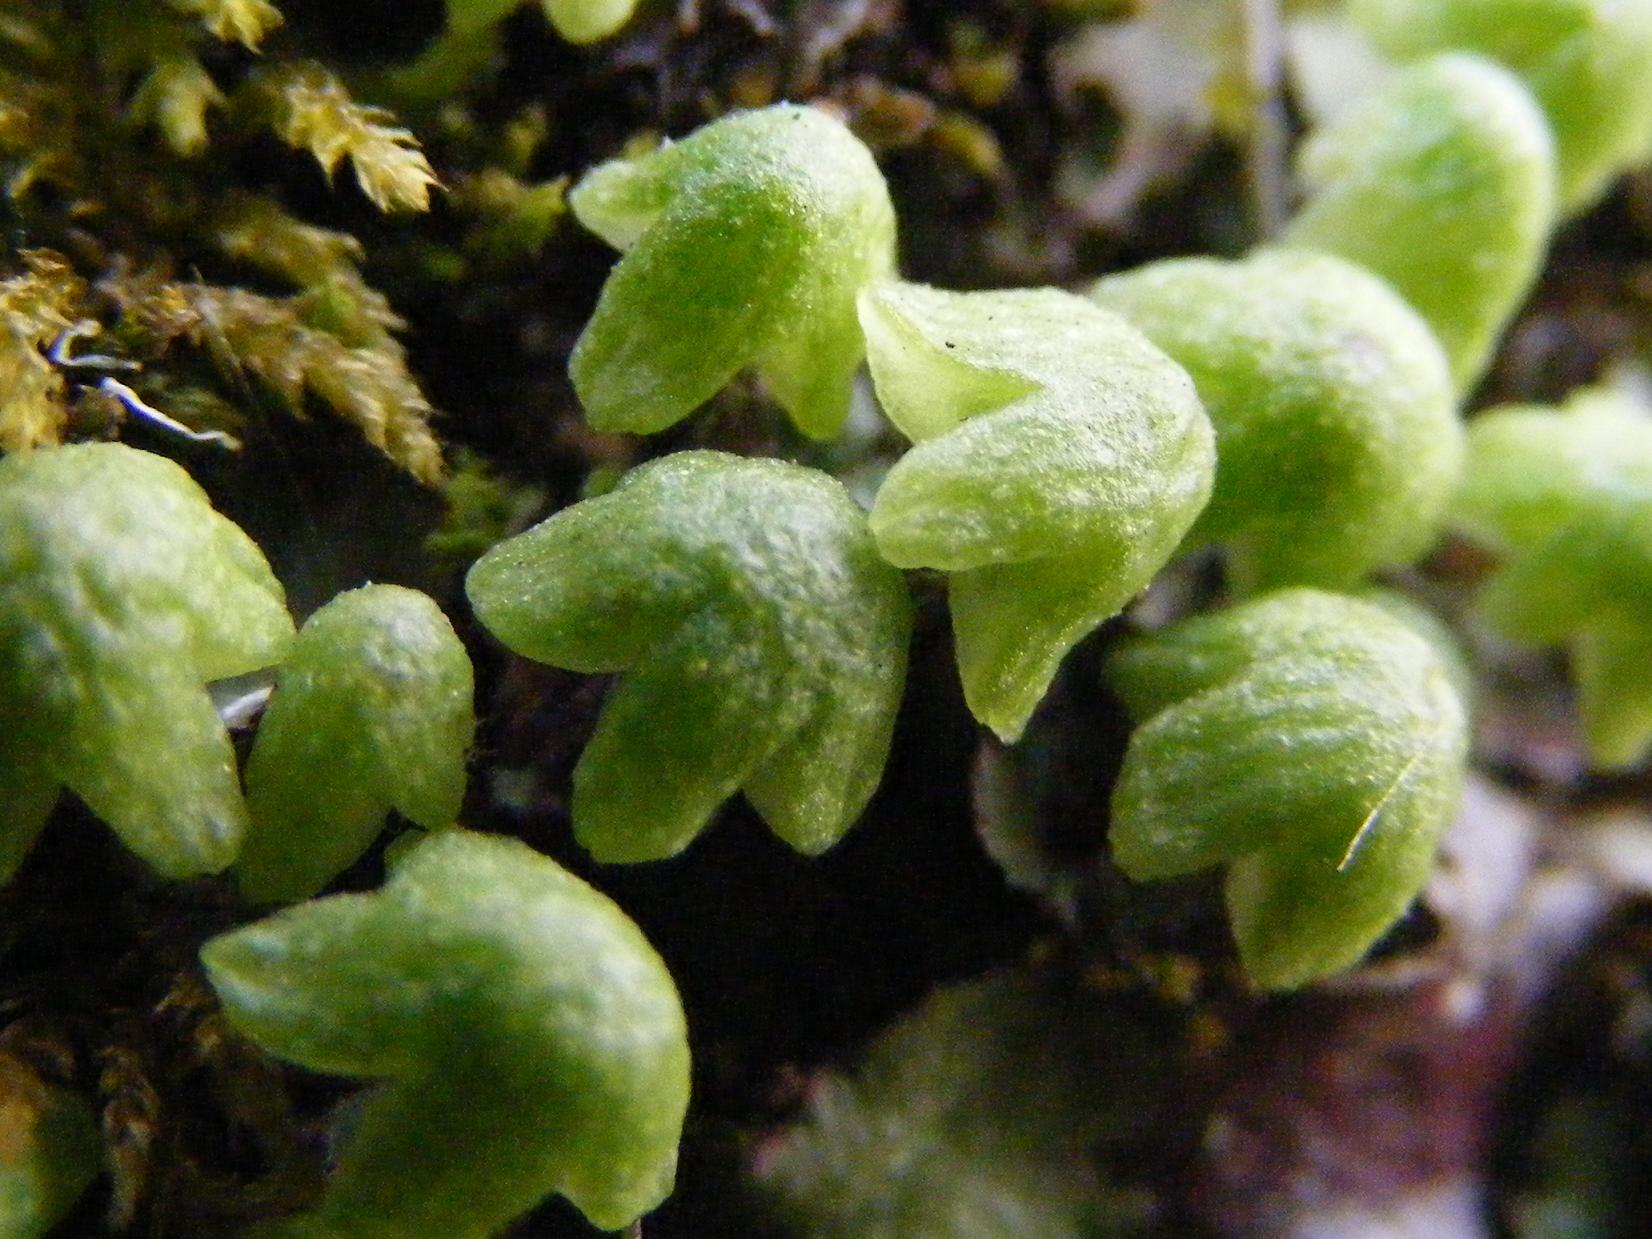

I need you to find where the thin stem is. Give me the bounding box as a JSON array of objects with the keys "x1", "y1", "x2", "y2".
[{"x1": 1241, "y1": 0, "x2": 1290, "y2": 239}]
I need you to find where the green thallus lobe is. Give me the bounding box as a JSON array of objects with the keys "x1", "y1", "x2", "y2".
[
  {"x1": 1283, "y1": 52, "x2": 1556, "y2": 391},
  {"x1": 1350, "y1": 0, "x2": 1652, "y2": 214},
  {"x1": 1106, "y1": 589, "x2": 1470, "y2": 990},
  {"x1": 203, "y1": 829, "x2": 691, "y2": 1237},
  {"x1": 569, "y1": 104, "x2": 897, "y2": 439},
  {"x1": 1453, "y1": 387, "x2": 1652, "y2": 769},
  {"x1": 0, "y1": 442, "x2": 292, "y2": 880},
  {"x1": 860, "y1": 280, "x2": 1214, "y2": 742},
  {"x1": 1093, "y1": 248, "x2": 1462, "y2": 592},
  {"x1": 467, "y1": 451, "x2": 912, "y2": 862},
  {"x1": 236, "y1": 583, "x2": 476, "y2": 904}
]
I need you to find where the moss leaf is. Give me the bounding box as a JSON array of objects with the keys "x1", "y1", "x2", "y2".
[{"x1": 861, "y1": 280, "x2": 1214, "y2": 741}]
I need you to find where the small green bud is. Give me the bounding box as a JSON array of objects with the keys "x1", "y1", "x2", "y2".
[{"x1": 236, "y1": 585, "x2": 475, "y2": 905}]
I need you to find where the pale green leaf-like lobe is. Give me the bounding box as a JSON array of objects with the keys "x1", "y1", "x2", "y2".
[
  {"x1": 1106, "y1": 589, "x2": 1469, "y2": 990},
  {"x1": 1283, "y1": 53, "x2": 1557, "y2": 390},
  {"x1": 202, "y1": 830, "x2": 690, "y2": 1236},
  {"x1": 0, "y1": 444, "x2": 292, "y2": 880},
  {"x1": 861, "y1": 280, "x2": 1214, "y2": 741},
  {"x1": 1453, "y1": 388, "x2": 1652, "y2": 768},
  {"x1": 236, "y1": 585, "x2": 475, "y2": 905},
  {"x1": 466, "y1": 452, "x2": 912, "y2": 862},
  {"x1": 569, "y1": 105, "x2": 897, "y2": 439},
  {"x1": 542, "y1": 0, "x2": 638, "y2": 43},
  {"x1": 1093, "y1": 249, "x2": 1462, "y2": 590},
  {"x1": 1350, "y1": 0, "x2": 1652, "y2": 214}
]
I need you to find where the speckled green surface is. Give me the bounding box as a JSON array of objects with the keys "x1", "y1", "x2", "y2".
[
  {"x1": 860, "y1": 280, "x2": 1214, "y2": 741},
  {"x1": 570, "y1": 104, "x2": 897, "y2": 438},
  {"x1": 1107, "y1": 589, "x2": 1469, "y2": 990},
  {"x1": 1352, "y1": 0, "x2": 1652, "y2": 214},
  {"x1": 0, "y1": 443, "x2": 292, "y2": 880},
  {"x1": 467, "y1": 451, "x2": 912, "y2": 861},
  {"x1": 203, "y1": 829, "x2": 690, "y2": 1236},
  {"x1": 1284, "y1": 53, "x2": 1557, "y2": 390},
  {"x1": 236, "y1": 584, "x2": 475, "y2": 904},
  {"x1": 1094, "y1": 248, "x2": 1461, "y2": 590}
]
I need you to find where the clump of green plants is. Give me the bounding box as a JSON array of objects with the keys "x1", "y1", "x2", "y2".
[{"x1": 5, "y1": 0, "x2": 1652, "y2": 1235}]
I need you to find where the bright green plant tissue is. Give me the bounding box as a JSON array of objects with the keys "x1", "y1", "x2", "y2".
[
  {"x1": 1351, "y1": 0, "x2": 1652, "y2": 214},
  {"x1": 467, "y1": 451, "x2": 912, "y2": 862},
  {"x1": 1106, "y1": 589, "x2": 1470, "y2": 990},
  {"x1": 236, "y1": 584, "x2": 476, "y2": 905},
  {"x1": 1283, "y1": 53, "x2": 1557, "y2": 390},
  {"x1": 860, "y1": 280, "x2": 1215, "y2": 742},
  {"x1": 569, "y1": 104, "x2": 897, "y2": 439},
  {"x1": 203, "y1": 829, "x2": 690, "y2": 1237},
  {"x1": 1454, "y1": 388, "x2": 1652, "y2": 769},
  {"x1": 1094, "y1": 248, "x2": 1463, "y2": 590},
  {"x1": 0, "y1": 443, "x2": 293, "y2": 880}
]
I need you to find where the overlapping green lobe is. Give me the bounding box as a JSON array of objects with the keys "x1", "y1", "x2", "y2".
[
  {"x1": 1454, "y1": 388, "x2": 1652, "y2": 768},
  {"x1": 569, "y1": 104, "x2": 897, "y2": 439},
  {"x1": 1106, "y1": 589, "x2": 1469, "y2": 990},
  {"x1": 1350, "y1": 0, "x2": 1652, "y2": 214},
  {"x1": 236, "y1": 584, "x2": 475, "y2": 905},
  {"x1": 860, "y1": 280, "x2": 1214, "y2": 742},
  {"x1": 541, "y1": 0, "x2": 638, "y2": 43},
  {"x1": 0, "y1": 443, "x2": 292, "y2": 880},
  {"x1": 203, "y1": 830, "x2": 690, "y2": 1236},
  {"x1": 1283, "y1": 53, "x2": 1557, "y2": 391},
  {"x1": 466, "y1": 451, "x2": 911, "y2": 862},
  {"x1": 1093, "y1": 249, "x2": 1462, "y2": 590}
]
